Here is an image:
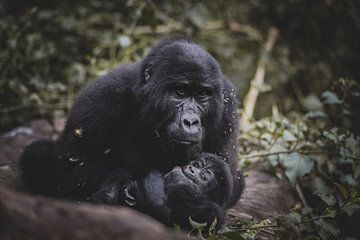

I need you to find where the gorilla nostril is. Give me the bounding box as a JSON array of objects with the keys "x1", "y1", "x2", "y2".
[
  {"x1": 183, "y1": 118, "x2": 191, "y2": 128},
  {"x1": 182, "y1": 117, "x2": 200, "y2": 129},
  {"x1": 192, "y1": 119, "x2": 199, "y2": 126}
]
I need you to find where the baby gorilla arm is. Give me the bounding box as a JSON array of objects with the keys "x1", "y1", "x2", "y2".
[
  {"x1": 135, "y1": 170, "x2": 171, "y2": 223},
  {"x1": 89, "y1": 169, "x2": 134, "y2": 205},
  {"x1": 90, "y1": 168, "x2": 170, "y2": 223}
]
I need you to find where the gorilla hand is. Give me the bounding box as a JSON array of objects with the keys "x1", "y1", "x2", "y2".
[{"x1": 123, "y1": 181, "x2": 138, "y2": 206}]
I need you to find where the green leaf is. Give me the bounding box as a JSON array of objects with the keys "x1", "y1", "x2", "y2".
[
  {"x1": 268, "y1": 144, "x2": 288, "y2": 167},
  {"x1": 188, "y1": 217, "x2": 207, "y2": 229},
  {"x1": 323, "y1": 130, "x2": 338, "y2": 143},
  {"x1": 282, "y1": 130, "x2": 297, "y2": 142},
  {"x1": 207, "y1": 218, "x2": 218, "y2": 239},
  {"x1": 317, "y1": 192, "x2": 336, "y2": 207},
  {"x1": 343, "y1": 203, "x2": 360, "y2": 216},
  {"x1": 341, "y1": 174, "x2": 358, "y2": 186},
  {"x1": 311, "y1": 177, "x2": 331, "y2": 196},
  {"x1": 321, "y1": 91, "x2": 342, "y2": 104},
  {"x1": 334, "y1": 183, "x2": 349, "y2": 200},
  {"x1": 277, "y1": 211, "x2": 301, "y2": 228},
  {"x1": 324, "y1": 208, "x2": 337, "y2": 218},
  {"x1": 305, "y1": 111, "x2": 328, "y2": 119},
  {"x1": 280, "y1": 153, "x2": 314, "y2": 185},
  {"x1": 316, "y1": 219, "x2": 340, "y2": 240}
]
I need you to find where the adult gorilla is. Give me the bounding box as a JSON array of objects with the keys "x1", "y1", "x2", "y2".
[{"x1": 20, "y1": 38, "x2": 242, "y2": 208}]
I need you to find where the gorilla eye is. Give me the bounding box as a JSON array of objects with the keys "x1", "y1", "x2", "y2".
[
  {"x1": 175, "y1": 87, "x2": 186, "y2": 97},
  {"x1": 197, "y1": 89, "x2": 211, "y2": 101},
  {"x1": 198, "y1": 89, "x2": 208, "y2": 96},
  {"x1": 201, "y1": 170, "x2": 212, "y2": 181},
  {"x1": 200, "y1": 172, "x2": 208, "y2": 181},
  {"x1": 192, "y1": 161, "x2": 201, "y2": 168}
]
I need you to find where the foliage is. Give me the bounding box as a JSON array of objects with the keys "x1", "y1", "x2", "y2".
[
  {"x1": 1, "y1": 0, "x2": 360, "y2": 239},
  {"x1": 223, "y1": 79, "x2": 360, "y2": 239},
  {"x1": 1, "y1": 0, "x2": 360, "y2": 131}
]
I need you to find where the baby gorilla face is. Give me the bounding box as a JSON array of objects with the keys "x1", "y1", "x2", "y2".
[
  {"x1": 164, "y1": 158, "x2": 215, "y2": 193},
  {"x1": 164, "y1": 153, "x2": 234, "y2": 230},
  {"x1": 164, "y1": 153, "x2": 233, "y2": 206},
  {"x1": 182, "y1": 158, "x2": 214, "y2": 187}
]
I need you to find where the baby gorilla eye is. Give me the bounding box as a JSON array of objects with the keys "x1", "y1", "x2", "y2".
[
  {"x1": 192, "y1": 159, "x2": 205, "y2": 168},
  {"x1": 200, "y1": 172, "x2": 208, "y2": 181},
  {"x1": 200, "y1": 170, "x2": 213, "y2": 181},
  {"x1": 192, "y1": 161, "x2": 201, "y2": 168}
]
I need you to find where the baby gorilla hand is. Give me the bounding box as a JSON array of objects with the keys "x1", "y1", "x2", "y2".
[{"x1": 123, "y1": 181, "x2": 138, "y2": 206}]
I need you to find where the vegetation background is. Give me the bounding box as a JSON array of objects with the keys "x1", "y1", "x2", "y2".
[{"x1": 1, "y1": 0, "x2": 359, "y2": 239}]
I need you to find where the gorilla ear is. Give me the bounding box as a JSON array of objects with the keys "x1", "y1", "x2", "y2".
[{"x1": 144, "y1": 64, "x2": 152, "y2": 82}]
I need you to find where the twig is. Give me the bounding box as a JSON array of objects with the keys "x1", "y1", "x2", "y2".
[
  {"x1": 125, "y1": 1, "x2": 147, "y2": 36},
  {"x1": 300, "y1": 201, "x2": 352, "y2": 224},
  {"x1": 240, "y1": 27, "x2": 279, "y2": 130},
  {"x1": 228, "y1": 21, "x2": 263, "y2": 41},
  {"x1": 239, "y1": 149, "x2": 360, "y2": 161},
  {"x1": 295, "y1": 183, "x2": 309, "y2": 208},
  {"x1": 235, "y1": 224, "x2": 278, "y2": 231}
]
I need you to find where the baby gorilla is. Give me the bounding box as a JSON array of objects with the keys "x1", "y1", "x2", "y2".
[
  {"x1": 92, "y1": 153, "x2": 241, "y2": 230},
  {"x1": 163, "y1": 153, "x2": 237, "y2": 230}
]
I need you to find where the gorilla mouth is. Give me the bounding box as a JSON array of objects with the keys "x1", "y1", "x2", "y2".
[{"x1": 172, "y1": 137, "x2": 199, "y2": 146}]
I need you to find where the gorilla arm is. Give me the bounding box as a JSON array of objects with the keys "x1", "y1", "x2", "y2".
[
  {"x1": 217, "y1": 78, "x2": 244, "y2": 207},
  {"x1": 134, "y1": 170, "x2": 171, "y2": 224},
  {"x1": 90, "y1": 168, "x2": 170, "y2": 223}
]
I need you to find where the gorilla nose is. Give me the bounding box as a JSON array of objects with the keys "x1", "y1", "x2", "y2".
[
  {"x1": 184, "y1": 165, "x2": 198, "y2": 178},
  {"x1": 181, "y1": 113, "x2": 201, "y2": 134}
]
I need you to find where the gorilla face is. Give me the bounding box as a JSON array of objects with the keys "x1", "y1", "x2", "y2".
[
  {"x1": 164, "y1": 153, "x2": 233, "y2": 205},
  {"x1": 138, "y1": 41, "x2": 224, "y2": 154},
  {"x1": 165, "y1": 83, "x2": 211, "y2": 146},
  {"x1": 182, "y1": 159, "x2": 215, "y2": 187},
  {"x1": 164, "y1": 162, "x2": 213, "y2": 192}
]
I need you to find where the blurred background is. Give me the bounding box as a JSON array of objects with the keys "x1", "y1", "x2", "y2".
[
  {"x1": 1, "y1": 0, "x2": 360, "y2": 239},
  {"x1": 1, "y1": 0, "x2": 359, "y2": 132}
]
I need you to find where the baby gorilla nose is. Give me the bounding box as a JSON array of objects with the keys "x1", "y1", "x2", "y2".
[
  {"x1": 188, "y1": 165, "x2": 196, "y2": 175},
  {"x1": 183, "y1": 164, "x2": 199, "y2": 180},
  {"x1": 181, "y1": 112, "x2": 201, "y2": 135}
]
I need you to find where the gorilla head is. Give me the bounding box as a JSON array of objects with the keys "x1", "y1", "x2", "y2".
[
  {"x1": 164, "y1": 153, "x2": 237, "y2": 229},
  {"x1": 136, "y1": 39, "x2": 224, "y2": 160}
]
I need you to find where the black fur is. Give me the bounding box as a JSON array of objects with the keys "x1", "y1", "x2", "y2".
[
  {"x1": 164, "y1": 153, "x2": 236, "y2": 230},
  {"x1": 118, "y1": 153, "x2": 237, "y2": 230},
  {"x1": 20, "y1": 38, "x2": 243, "y2": 218}
]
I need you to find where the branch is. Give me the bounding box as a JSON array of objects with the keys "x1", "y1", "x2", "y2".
[
  {"x1": 240, "y1": 27, "x2": 279, "y2": 130},
  {"x1": 239, "y1": 148, "x2": 360, "y2": 161}
]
